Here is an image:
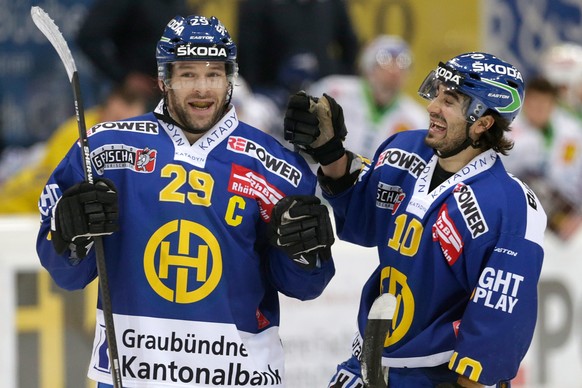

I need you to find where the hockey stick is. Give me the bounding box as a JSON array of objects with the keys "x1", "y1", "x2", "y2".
[
  {"x1": 30, "y1": 7, "x2": 123, "y2": 388},
  {"x1": 361, "y1": 293, "x2": 397, "y2": 388}
]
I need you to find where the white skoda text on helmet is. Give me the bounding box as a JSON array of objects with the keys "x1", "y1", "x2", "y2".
[
  {"x1": 176, "y1": 45, "x2": 228, "y2": 59},
  {"x1": 168, "y1": 19, "x2": 184, "y2": 35},
  {"x1": 472, "y1": 62, "x2": 523, "y2": 82},
  {"x1": 435, "y1": 66, "x2": 462, "y2": 85}
]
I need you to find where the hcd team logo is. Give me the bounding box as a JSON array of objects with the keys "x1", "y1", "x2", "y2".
[{"x1": 144, "y1": 220, "x2": 222, "y2": 303}]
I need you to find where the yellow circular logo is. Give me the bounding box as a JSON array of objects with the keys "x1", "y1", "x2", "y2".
[
  {"x1": 144, "y1": 219, "x2": 222, "y2": 303},
  {"x1": 380, "y1": 266, "x2": 415, "y2": 347}
]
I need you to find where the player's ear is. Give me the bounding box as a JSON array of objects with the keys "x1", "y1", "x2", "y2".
[
  {"x1": 475, "y1": 115, "x2": 494, "y2": 135},
  {"x1": 158, "y1": 79, "x2": 166, "y2": 93}
]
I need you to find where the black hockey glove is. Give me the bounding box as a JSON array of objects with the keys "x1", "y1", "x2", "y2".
[
  {"x1": 268, "y1": 195, "x2": 334, "y2": 270},
  {"x1": 283, "y1": 91, "x2": 347, "y2": 165},
  {"x1": 51, "y1": 178, "x2": 119, "y2": 260}
]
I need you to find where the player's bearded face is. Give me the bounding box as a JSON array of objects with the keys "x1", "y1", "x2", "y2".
[
  {"x1": 424, "y1": 86, "x2": 472, "y2": 154},
  {"x1": 165, "y1": 62, "x2": 229, "y2": 134}
]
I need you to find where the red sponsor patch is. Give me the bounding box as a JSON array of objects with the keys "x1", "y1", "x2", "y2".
[
  {"x1": 135, "y1": 148, "x2": 157, "y2": 172},
  {"x1": 256, "y1": 308, "x2": 270, "y2": 330},
  {"x1": 227, "y1": 136, "x2": 247, "y2": 152},
  {"x1": 452, "y1": 319, "x2": 461, "y2": 337},
  {"x1": 228, "y1": 164, "x2": 284, "y2": 221},
  {"x1": 432, "y1": 203, "x2": 463, "y2": 265}
]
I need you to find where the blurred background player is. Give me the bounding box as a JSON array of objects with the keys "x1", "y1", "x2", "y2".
[
  {"x1": 232, "y1": 76, "x2": 282, "y2": 141},
  {"x1": 237, "y1": 0, "x2": 360, "y2": 109},
  {"x1": 541, "y1": 42, "x2": 582, "y2": 121},
  {"x1": 502, "y1": 76, "x2": 582, "y2": 240},
  {"x1": 0, "y1": 85, "x2": 147, "y2": 213},
  {"x1": 308, "y1": 35, "x2": 427, "y2": 158}
]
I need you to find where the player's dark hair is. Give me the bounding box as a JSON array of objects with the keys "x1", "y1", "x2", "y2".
[
  {"x1": 474, "y1": 109, "x2": 514, "y2": 155},
  {"x1": 525, "y1": 76, "x2": 559, "y2": 98}
]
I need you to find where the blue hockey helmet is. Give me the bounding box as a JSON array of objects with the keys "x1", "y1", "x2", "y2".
[
  {"x1": 418, "y1": 52, "x2": 524, "y2": 123},
  {"x1": 156, "y1": 15, "x2": 238, "y2": 88}
]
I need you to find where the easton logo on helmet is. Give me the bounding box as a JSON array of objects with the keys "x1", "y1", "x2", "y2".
[{"x1": 176, "y1": 44, "x2": 228, "y2": 59}]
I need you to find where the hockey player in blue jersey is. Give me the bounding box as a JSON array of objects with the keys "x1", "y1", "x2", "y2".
[
  {"x1": 283, "y1": 52, "x2": 546, "y2": 387},
  {"x1": 36, "y1": 14, "x2": 335, "y2": 387}
]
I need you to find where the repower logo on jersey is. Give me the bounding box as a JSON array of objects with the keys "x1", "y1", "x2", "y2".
[
  {"x1": 227, "y1": 136, "x2": 302, "y2": 187},
  {"x1": 228, "y1": 164, "x2": 284, "y2": 221},
  {"x1": 453, "y1": 183, "x2": 488, "y2": 239},
  {"x1": 91, "y1": 144, "x2": 157, "y2": 174},
  {"x1": 375, "y1": 148, "x2": 426, "y2": 178},
  {"x1": 376, "y1": 182, "x2": 405, "y2": 214},
  {"x1": 472, "y1": 267, "x2": 524, "y2": 313},
  {"x1": 432, "y1": 203, "x2": 463, "y2": 266},
  {"x1": 175, "y1": 43, "x2": 228, "y2": 59},
  {"x1": 87, "y1": 121, "x2": 159, "y2": 136}
]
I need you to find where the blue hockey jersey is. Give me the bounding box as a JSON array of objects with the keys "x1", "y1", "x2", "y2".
[
  {"x1": 325, "y1": 130, "x2": 546, "y2": 385},
  {"x1": 36, "y1": 102, "x2": 335, "y2": 387}
]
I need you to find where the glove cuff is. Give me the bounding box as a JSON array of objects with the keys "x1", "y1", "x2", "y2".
[
  {"x1": 318, "y1": 151, "x2": 363, "y2": 195},
  {"x1": 50, "y1": 225, "x2": 94, "y2": 263},
  {"x1": 311, "y1": 137, "x2": 346, "y2": 165},
  {"x1": 50, "y1": 199, "x2": 69, "y2": 254}
]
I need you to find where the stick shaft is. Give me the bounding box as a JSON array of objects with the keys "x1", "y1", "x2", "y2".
[
  {"x1": 71, "y1": 72, "x2": 94, "y2": 184},
  {"x1": 361, "y1": 293, "x2": 397, "y2": 387},
  {"x1": 71, "y1": 44, "x2": 123, "y2": 388},
  {"x1": 94, "y1": 238, "x2": 123, "y2": 388},
  {"x1": 31, "y1": 7, "x2": 123, "y2": 387}
]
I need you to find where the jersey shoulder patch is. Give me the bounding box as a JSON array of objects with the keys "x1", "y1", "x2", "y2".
[{"x1": 507, "y1": 174, "x2": 547, "y2": 245}]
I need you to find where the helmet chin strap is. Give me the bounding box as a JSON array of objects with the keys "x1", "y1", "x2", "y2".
[{"x1": 433, "y1": 123, "x2": 481, "y2": 159}]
